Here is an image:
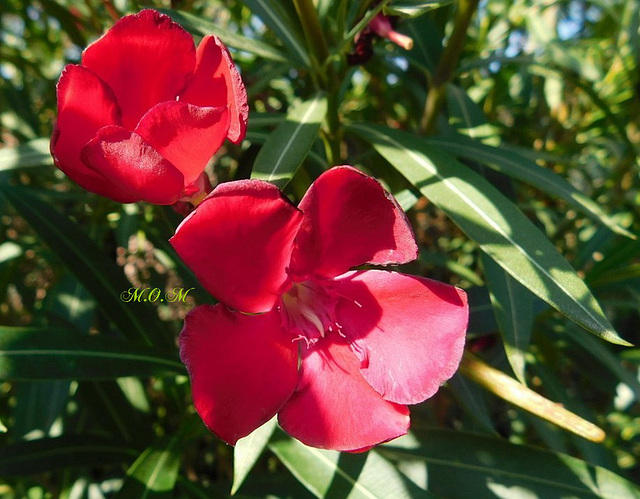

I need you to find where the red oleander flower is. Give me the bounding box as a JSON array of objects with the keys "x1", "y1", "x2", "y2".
[
  {"x1": 50, "y1": 9, "x2": 248, "y2": 205},
  {"x1": 170, "y1": 166, "x2": 468, "y2": 452}
]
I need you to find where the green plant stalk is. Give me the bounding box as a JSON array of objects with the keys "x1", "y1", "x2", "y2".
[
  {"x1": 459, "y1": 352, "x2": 606, "y2": 443},
  {"x1": 292, "y1": 0, "x2": 329, "y2": 67},
  {"x1": 293, "y1": 0, "x2": 340, "y2": 164},
  {"x1": 420, "y1": 0, "x2": 480, "y2": 134}
]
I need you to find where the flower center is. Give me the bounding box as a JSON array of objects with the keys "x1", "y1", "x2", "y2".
[{"x1": 280, "y1": 280, "x2": 342, "y2": 346}]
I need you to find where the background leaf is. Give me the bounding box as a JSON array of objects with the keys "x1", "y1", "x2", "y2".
[
  {"x1": 0, "y1": 185, "x2": 167, "y2": 347},
  {"x1": 251, "y1": 94, "x2": 327, "y2": 188},
  {"x1": 349, "y1": 123, "x2": 628, "y2": 346},
  {"x1": 379, "y1": 429, "x2": 640, "y2": 498},
  {"x1": 0, "y1": 435, "x2": 137, "y2": 476},
  {"x1": 0, "y1": 326, "x2": 184, "y2": 380}
]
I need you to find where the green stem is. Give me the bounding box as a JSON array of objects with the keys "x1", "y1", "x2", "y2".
[
  {"x1": 324, "y1": 89, "x2": 342, "y2": 165},
  {"x1": 292, "y1": 0, "x2": 329, "y2": 65},
  {"x1": 460, "y1": 352, "x2": 606, "y2": 442},
  {"x1": 420, "y1": 0, "x2": 479, "y2": 134}
]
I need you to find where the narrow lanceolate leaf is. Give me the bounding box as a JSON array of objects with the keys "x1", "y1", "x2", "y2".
[
  {"x1": 0, "y1": 185, "x2": 164, "y2": 346},
  {"x1": 0, "y1": 326, "x2": 184, "y2": 380},
  {"x1": 349, "y1": 123, "x2": 628, "y2": 345},
  {"x1": 0, "y1": 138, "x2": 52, "y2": 171},
  {"x1": 269, "y1": 431, "x2": 429, "y2": 499},
  {"x1": 482, "y1": 254, "x2": 534, "y2": 384},
  {"x1": 251, "y1": 94, "x2": 327, "y2": 188},
  {"x1": 116, "y1": 436, "x2": 182, "y2": 499},
  {"x1": 232, "y1": 417, "x2": 277, "y2": 495},
  {"x1": 448, "y1": 373, "x2": 496, "y2": 434},
  {"x1": 0, "y1": 435, "x2": 137, "y2": 476},
  {"x1": 242, "y1": 0, "x2": 311, "y2": 67},
  {"x1": 159, "y1": 9, "x2": 288, "y2": 62},
  {"x1": 426, "y1": 135, "x2": 634, "y2": 239},
  {"x1": 13, "y1": 381, "x2": 69, "y2": 437},
  {"x1": 384, "y1": 0, "x2": 453, "y2": 18},
  {"x1": 379, "y1": 429, "x2": 640, "y2": 499}
]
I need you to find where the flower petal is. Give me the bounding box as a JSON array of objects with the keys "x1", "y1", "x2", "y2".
[
  {"x1": 135, "y1": 101, "x2": 230, "y2": 187},
  {"x1": 170, "y1": 180, "x2": 303, "y2": 313},
  {"x1": 50, "y1": 65, "x2": 127, "y2": 200},
  {"x1": 180, "y1": 35, "x2": 249, "y2": 144},
  {"x1": 334, "y1": 270, "x2": 468, "y2": 405},
  {"x1": 278, "y1": 335, "x2": 409, "y2": 452},
  {"x1": 290, "y1": 166, "x2": 418, "y2": 280},
  {"x1": 180, "y1": 305, "x2": 298, "y2": 445},
  {"x1": 82, "y1": 9, "x2": 196, "y2": 129},
  {"x1": 81, "y1": 126, "x2": 184, "y2": 204}
]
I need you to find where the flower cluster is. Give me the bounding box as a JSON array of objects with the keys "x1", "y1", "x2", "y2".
[{"x1": 51, "y1": 10, "x2": 468, "y2": 452}]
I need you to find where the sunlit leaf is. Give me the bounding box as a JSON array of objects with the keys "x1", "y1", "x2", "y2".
[
  {"x1": 349, "y1": 123, "x2": 628, "y2": 346},
  {"x1": 116, "y1": 436, "x2": 182, "y2": 499},
  {"x1": 380, "y1": 428, "x2": 640, "y2": 498},
  {"x1": 482, "y1": 254, "x2": 534, "y2": 383},
  {"x1": 269, "y1": 431, "x2": 428, "y2": 498},
  {"x1": 251, "y1": 94, "x2": 327, "y2": 188},
  {"x1": 426, "y1": 134, "x2": 635, "y2": 239},
  {"x1": 0, "y1": 138, "x2": 52, "y2": 171},
  {"x1": 232, "y1": 417, "x2": 277, "y2": 494},
  {"x1": 385, "y1": 0, "x2": 454, "y2": 18}
]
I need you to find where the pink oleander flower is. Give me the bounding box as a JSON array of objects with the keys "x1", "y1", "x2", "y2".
[
  {"x1": 51, "y1": 9, "x2": 248, "y2": 205},
  {"x1": 170, "y1": 166, "x2": 468, "y2": 452},
  {"x1": 348, "y1": 14, "x2": 413, "y2": 65},
  {"x1": 369, "y1": 14, "x2": 414, "y2": 51}
]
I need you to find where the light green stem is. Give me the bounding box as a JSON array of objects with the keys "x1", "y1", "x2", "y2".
[{"x1": 460, "y1": 352, "x2": 606, "y2": 442}]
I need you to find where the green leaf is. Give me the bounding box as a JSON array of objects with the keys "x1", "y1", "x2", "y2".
[
  {"x1": 0, "y1": 241, "x2": 23, "y2": 264},
  {"x1": 381, "y1": 429, "x2": 640, "y2": 498},
  {"x1": 565, "y1": 325, "x2": 640, "y2": 401},
  {"x1": 0, "y1": 185, "x2": 165, "y2": 346},
  {"x1": 0, "y1": 326, "x2": 184, "y2": 380},
  {"x1": 385, "y1": 0, "x2": 454, "y2": 18},
  {"x1": 0, "y1": 435, "x2": 137, "y2": 476},
  {"x1": 116, "y1": 437, "x2": 182, "y2": 499},
  {"x1": 466, "y1": 286, "x2": 499, "y2": 334},
  {"x1": 12, "y1": 381, "x2": 69, "y2": 437},
  {"x1": 232, "y1": 417, "x2": 277, "y2": 495},
  {"x1": 251, "y1": 94, "x2": 327, "y2": 188},
  {"x1": 242, "y1": 0, "x2": 311, "y2": 67},
  {"x1": 269, "y1": 431, "x2": 428, "y2": 498},
  {"x1": 448, "y1": 373, "x2": 496, "y2": 434},
  {"x1": 425, "y1": 134, "x2": 635, "y2": 239},
  {"x1": 0, "y1": 138, "x2": 52, "y2": 171},
  {"x1": 482, "y1": 254, "x2": 534, "y2": 383},
  {"x1": 159, "y1": 9, "x2": 288, "y2": 62},
  {"x1": 76, "y1": 380, "x2": 154, "y2": 445},
  {"x1": 349, "y1": 123, "x2": 628, "y2": 345}
]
